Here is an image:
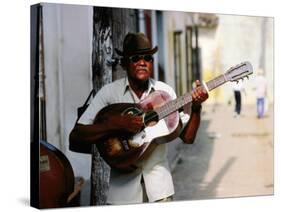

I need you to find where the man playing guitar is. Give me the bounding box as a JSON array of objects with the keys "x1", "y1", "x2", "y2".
[{"x1": 69, "y1": 33, "x2": 208, "y2": 204}]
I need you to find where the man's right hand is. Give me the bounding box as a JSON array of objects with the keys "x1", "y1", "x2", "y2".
[{"x1": 106, "y1": 114, "x2": 143, "y2": 133}]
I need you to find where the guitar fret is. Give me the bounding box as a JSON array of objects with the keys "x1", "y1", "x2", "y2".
[
  {"x1": 156, "y1": 74, "x2": 230, "y2": 120},
  {"x1": 206, "y1": 74, "x2": 227, "y2": 91},
  {"x1": 156, "y1": 93, "x2": 193, "y2": 120},
  {"x1": 157, "y1": 74, "x2": 227, "y2": 120}
]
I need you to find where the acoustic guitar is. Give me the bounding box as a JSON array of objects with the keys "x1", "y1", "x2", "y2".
[{"x1": 94, "y1": 61, "x2": 253, "y2": 172}]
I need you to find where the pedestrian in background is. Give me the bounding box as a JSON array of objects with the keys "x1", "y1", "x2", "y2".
[
  {"x1": 232, "y1": 82, "x2": 245, "y2": 118},
  {"x1": 254, "y1": 68, "x2": 267, "y2": 119}
]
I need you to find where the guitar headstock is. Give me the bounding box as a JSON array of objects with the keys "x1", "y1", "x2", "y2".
[{"x1": 225, "y1": 61, "x2": 253, "y2": 82}]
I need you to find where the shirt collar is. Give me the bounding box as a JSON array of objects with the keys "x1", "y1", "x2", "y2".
[{"x1": 123, "y1": 77, "x2": 155, "y2": 95}]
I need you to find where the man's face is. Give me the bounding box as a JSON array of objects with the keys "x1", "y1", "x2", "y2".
[{"x1": 126, "y1": 54, "x2": 153, "y2": 82}]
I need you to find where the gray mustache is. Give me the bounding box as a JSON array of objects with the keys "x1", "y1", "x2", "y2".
[{"x1": 136, "y1": 67, "x2": 149, "y2": 71}]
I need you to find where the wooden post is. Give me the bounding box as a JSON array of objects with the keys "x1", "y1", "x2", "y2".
[
  {"x1": 90, "y1": 7, "x2": 112, "y2": 205},
  {"x1": 90, "y1": 7, "x2": 137, "y2": 205},
  {"x1": 91, "y1": 7, "x2": 137, "y2": 205}
]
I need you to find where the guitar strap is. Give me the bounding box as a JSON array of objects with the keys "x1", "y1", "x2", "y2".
[
  {"x1": 70, "y1": 88, "x2": 95, "y2": 154},
  {"x1": 76, "y1": 88, "x2": 95, "y2": 123}
]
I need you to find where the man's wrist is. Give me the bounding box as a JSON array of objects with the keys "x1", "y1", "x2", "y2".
[{"x1": 191, "y1": 104, "x2": 202, "y2": 113}]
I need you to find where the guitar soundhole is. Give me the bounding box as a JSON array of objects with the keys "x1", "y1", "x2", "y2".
[
  {"x1": 143, "y1": 110, "x2": 159, "y2": 127},
  {"x1": 122, "y1": 107, "x2": 143, "y2": 116}
]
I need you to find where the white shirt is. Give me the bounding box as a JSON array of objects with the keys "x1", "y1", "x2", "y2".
[
  {"x1": 78, "y1": 77, "x2": 190, "y2": 204},
  {"x1": 254, "y1": 75, "x2": 267, "y2": 98},
  {"x1": 232, "y1": 81, "x2": 244, "y2": 92}
]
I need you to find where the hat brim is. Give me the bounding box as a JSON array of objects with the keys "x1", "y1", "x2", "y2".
[{"x1": 115, "y1": 46, "x2": 158, "y2": 57}]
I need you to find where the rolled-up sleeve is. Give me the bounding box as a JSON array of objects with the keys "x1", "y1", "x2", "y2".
[{"x1": 78, "y1": 86, "x2": 110, "y2": 125}]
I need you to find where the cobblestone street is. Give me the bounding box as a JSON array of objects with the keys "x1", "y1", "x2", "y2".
[{"x1": 171, "y1": 103, "x2": 274, "y2": 201}]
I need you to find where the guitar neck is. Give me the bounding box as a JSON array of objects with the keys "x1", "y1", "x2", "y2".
[
  {"x1": 155, "y1": 74, "x2": 228, "y2": 120},
  {"x1": 205, "y1": 74, "x2": 228, "y2": 92}
]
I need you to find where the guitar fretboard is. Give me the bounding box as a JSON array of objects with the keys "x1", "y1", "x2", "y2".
[
  {"x1": 206, "y1": 74, "x2": 228, "y2": 92},
  {"x1": 155, "y1": 74, "x2": 228, "y2": 120}
]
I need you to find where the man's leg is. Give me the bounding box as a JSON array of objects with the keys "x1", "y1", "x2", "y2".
[
  {"x1": 257, "y1": 98, "x2": 264, "y2": 118},
  {"x1": 234, "y1": 91, "x2": 241, "y2": 115}
]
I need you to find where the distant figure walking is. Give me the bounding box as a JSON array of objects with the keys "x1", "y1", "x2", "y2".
[
  {"x1": 232, "y1": 82, "x2": 245, "y2": 117},
  {"x1": 254, "y1": 69, "x2": 267, "y2": 118}
]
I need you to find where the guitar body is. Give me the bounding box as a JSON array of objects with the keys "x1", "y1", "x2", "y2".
[{"x1": 95, "y1": 90, "x2": 182, "y2": 172}]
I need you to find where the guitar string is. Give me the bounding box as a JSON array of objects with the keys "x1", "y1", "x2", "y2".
[
  {"x1": 131, "y1": 94, "x2": 192, "y2": 125},
  {"x1": 137, "y1": 74, "x2": 226, "y2": 124},
  {"x1": 131, "y1": 74, "x2": 229, "y2": 125},
  {"x1": 133, "y1": 67, "x2": 248, "y2": 125}
]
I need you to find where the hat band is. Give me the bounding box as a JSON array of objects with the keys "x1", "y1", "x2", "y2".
[{"x1": 124, "y1": 46, "x2": 158, "y2": 57}]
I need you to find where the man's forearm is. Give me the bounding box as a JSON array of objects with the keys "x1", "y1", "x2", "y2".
[
  {"x1": 180, "y1": 105, "x2": 201, "y2": 144},
  {"x1": 69, "y1": 122, "x2": 117, "y2": 145}
]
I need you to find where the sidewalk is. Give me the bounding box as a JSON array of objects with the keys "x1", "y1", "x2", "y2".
[{"x1": 171, "y1": 103, "x2": 273, "y2": 200}]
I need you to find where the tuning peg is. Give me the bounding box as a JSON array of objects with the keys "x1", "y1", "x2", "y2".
[{"x1": 246, "y1": 76, "x2": 249, "y2": 80}]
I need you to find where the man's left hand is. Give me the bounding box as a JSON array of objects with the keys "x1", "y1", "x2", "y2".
[{"x1": 192, "y1": 80, "x2": 209, "y2": 106}]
